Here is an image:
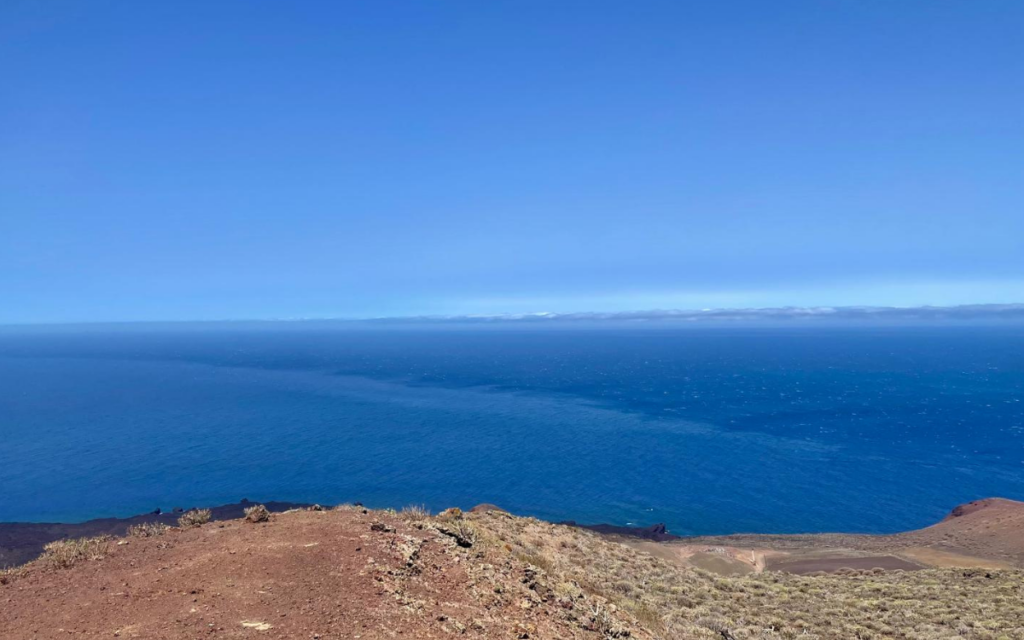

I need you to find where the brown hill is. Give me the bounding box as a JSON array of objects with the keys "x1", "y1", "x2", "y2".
[
  {"x1": 1, "y1": 506, "x2": 653, "y2": 640},
  {"x1": 4, "y1": 504, "x2": 1024, "y2": 639},
  {"x1": 900, "y1": 497, "x2": 1024, "y2": 565}
]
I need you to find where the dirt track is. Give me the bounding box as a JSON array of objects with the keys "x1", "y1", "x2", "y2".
[{"x1": 621, "y1": 498, "x2": 1024, "y2": 575}]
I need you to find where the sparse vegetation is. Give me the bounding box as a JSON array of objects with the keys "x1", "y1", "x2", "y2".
[
  {"x1": 177, "y1": 508, "x2": 211, "y2": 528},
  {"x1": 5, "y1": 505, "x2": 1023, "y2": 640},
  {"x1": 127, "y1": 522, "x2": 169, "y2": 537},
  {"x1": 39, "y1": 536, "x2": 110, "y2": 570},
  {"x1": 466, "y1": 511, "x2": 1024, "y2": 640},
  {"x1": 434, "y1": 507, "x2": 477, "y2": 547},
  {"x1": 399, "y1": 504, "x2": 431, "y2": 520},
  {"x1": 244, "y1": 504, "x2": 270, "y2": 523},
  {"x1": 0, "y1": 566, "x2": 25, "y2": 585}
]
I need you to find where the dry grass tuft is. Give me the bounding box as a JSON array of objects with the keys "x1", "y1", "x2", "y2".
[
  {"x1": 127, "y1": 522, "x2": 169, "y2": 538},
  {"x1": 244, "y1": 504, "x2": 271, "y2": 523},
  {"x1": 399, "y1": 504, "x2": 431, "y2": 521},
  {"x1": 334, "y1": 503, "x2": 366, "y2": 512},
  {"x1": 0, "y1": 566, "x2": 27, "y2": 585},
  {"x1": 39, "y1": 536, "x2": 111, "y2": 570},
  {"x1": 177, "y1": 508, "x2": 212, "y2": 528}
]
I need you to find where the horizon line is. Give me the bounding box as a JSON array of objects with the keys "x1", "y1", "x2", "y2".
[{"x1": 3, "y1": 302, "x2": 1024, "y2": 329}]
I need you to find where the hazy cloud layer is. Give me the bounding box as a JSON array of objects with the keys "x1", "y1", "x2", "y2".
[{"x1": 365, "y1": 304, "x2": 1024, "y2": 325}]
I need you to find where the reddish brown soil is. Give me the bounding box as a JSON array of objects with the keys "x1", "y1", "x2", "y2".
[
  {"x1": 0, "y1": 501, "x2": 310, "y2": 568},
  {"x1": 897, "y1": 497, "x2": 1024, "y2": 565},
  {"x1": 1, "y1": 508, "x2": 631, "y2": 640}
]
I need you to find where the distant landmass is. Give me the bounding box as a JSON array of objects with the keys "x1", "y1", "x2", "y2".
[
  {"x1": 3, "y1": 302, "x2": 1024, "y2": 331},
  {"x1": 367, "y1": 303, "x2": 1024, "y2": 325}
]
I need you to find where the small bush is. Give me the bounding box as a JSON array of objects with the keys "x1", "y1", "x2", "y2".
[
  {"x1": 244, "y1": 504, "x2": 271, "y2": 523},
  {"x1": 178, "y1": 508, "x2": 212, "y2": 528},
  {"x1": 515, "y1": 551, "x2": 554, "y2": 573},
  {"x1": 127, "y1": 522, "x2": 169, "y2": 538},
  {"x1": 0, "y1": 566, "x2": 26, "y2": 584},
  {"x1": 632, "y1": 603, "x2": 665, "y2": 634},
  {"x1": 435, "y1": 508, "x2": 476, "y2": 547},
  {"x1": 438, "y1": 507, "x2": 463, "y2": 519},
  {"x1": 40, "y1": 536, "x2": 110, "y2": 569},
  {"x1": 400, "y1": 504, "x2": 431, "y2": 520}
]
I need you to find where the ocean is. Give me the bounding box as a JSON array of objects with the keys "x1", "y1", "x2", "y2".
[{"x1": 1, "y1": 325, "x2": 1022, "y2": 535}]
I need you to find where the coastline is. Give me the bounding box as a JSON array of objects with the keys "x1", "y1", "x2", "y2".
[
  {"x1": 4, "y1": 497, "x2": 1023, "y2": 573},
  {"x1": 0, "y1": 500, "x2": 309, "y2": 568}
]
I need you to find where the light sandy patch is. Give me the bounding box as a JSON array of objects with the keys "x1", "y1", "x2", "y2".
[
  {"x1": 622, "y1": 540, "x2": 777, "y2": 574},
  {"x1": 768, "y1": 554, "x2": 922, "y2": 574},
  {"x1": 241, "y1": 621, "x2": 273, "y2": 630},
  {"x1": 899, "y1": 547, "x2": 1013, "y2": 570},
  {"x1": 688, "y1": 551, "x2": 754, "y2": 575}
]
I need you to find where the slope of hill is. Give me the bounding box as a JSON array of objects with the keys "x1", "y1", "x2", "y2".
[
  {"x1": 3, "y1": 504, "x2": 1023, "y2": 639},
  {"x1": 1, "y1": 506, "x2": 654, "y2": 640},
  {"x1": 638, "y1": 497, "x2": 1024, "y2": 576},
  {"x1": 0, "y1": 500, "x2": 310, "y2": 569}
]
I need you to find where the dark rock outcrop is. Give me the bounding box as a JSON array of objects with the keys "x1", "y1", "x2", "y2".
[{"x1": 559, "y1": 520, "x2": 679, "y2": 541}]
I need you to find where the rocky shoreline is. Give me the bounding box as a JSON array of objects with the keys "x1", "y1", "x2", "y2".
[{"x1": 5, "y1": 497, "x2": 1023, "y2": 572}]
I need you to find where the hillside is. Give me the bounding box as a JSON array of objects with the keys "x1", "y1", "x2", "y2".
[
  {"x1": 3, "y1": 504, "x2": 1023, "y2": 639},
  {"x1": 639, "y1": 497, "x2": 1024, "y2": 576}
]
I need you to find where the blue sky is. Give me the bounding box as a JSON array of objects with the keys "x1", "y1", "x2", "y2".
[{"x1": 2, "y1": 1, "x2": 1023, "y2": 323}]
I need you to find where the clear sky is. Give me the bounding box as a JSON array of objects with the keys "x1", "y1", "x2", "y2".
[{"x1": 2, "y1": 1, "x2": 1023, "y2": 323}]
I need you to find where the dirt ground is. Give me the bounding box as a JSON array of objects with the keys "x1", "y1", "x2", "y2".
[
  {"x1": 0, "y1": 501, "x2": 310, "y2": 568},
  {"x1": 4, "y1": 500, "x2": 1024, "y2": 640},
  {"x1": 1, "y1": 507, "x2": 646, "y2": 640}
]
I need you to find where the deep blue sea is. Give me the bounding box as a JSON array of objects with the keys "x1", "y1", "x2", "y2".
[{"x1": 1, "y1": 326, "x2": 1022, "y2": 535}]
